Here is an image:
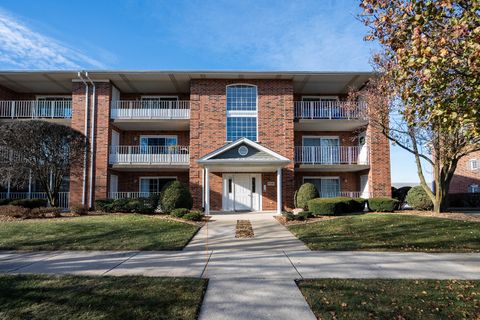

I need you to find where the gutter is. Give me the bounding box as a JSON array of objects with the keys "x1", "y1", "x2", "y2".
[
  {"x1": 77, "y1": 72, "x2": 89, "y2": 207},
  {"x1": 85, "y1": 72, "x2": 96, "y2": 209}
]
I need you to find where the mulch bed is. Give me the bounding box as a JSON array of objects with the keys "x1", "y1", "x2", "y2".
[
  {"x1": 235, "y1": 220, "x2": 254, "y2": 238},
  {"x1": 275, "y1": 209, "x2": 480, "y2": 226}
]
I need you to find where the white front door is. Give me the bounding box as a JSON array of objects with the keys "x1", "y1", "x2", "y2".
[
  {"x1": 234, "y1": 175, "x2": 251, "y2": 211},
  {"x1": 222, "y1": 174, "x2": 261, "y2": 211}
]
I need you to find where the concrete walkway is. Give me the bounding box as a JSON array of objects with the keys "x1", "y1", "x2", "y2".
[{"x1": 1, "y1": 212, "x2": 479, "y2": 320}]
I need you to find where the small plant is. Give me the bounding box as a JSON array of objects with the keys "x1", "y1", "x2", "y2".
[
  {"x1": 282, "y1": 211, "x2": 296, "y2": 221},
  {"x1": 71, "y1": 205, "x2": 88, "y2": 215},
  {"x1": 0, "y1": 205, "x2": 30, "y2": 218},
  {"x1": 170, "y1": 208, "x2": 189, "y2": 218},
  {"x1": 95, "y1": 199, "x2": 115, "y2": 212},
  {"x1": 294, "y1": 183, "x2": 319, "y2": 209},
  {"x1": 367, "y1": 197, "x2": 399, "y2": 212},
  {"x1": 183, "y1": 211, "x2": 203, "y2": 221},
  {"x1": 296, "y1": 211, "x2": 313, "y2": 220},
  {"x1": 406, "y1": 186, "x2": 433, "y2": 211},
  {"x1": 30, "y1": 207, "x2": 63, "y2": 218},
  {"x1": 0, "y1": 199, "x2": 12, "y2": 206},
  {"x1": 160, "y1": 181, "x2": 193, "y2": 213},
  {"x1": 10, "y1": 198, "x2": 48, "y2": 209}
]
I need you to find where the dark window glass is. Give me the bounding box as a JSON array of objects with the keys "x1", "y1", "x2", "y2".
[
  {"x1": 228, "y1": 179, "x2": 232, "y2": 193},
  {"x1": 252, "y1": 177, "x2": 256, "y2": 193}
]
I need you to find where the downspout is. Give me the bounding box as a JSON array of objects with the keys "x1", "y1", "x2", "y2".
[
  {"x1": 77, "y1": 72, "x2": 89, "y2": 207},
  {"x1": 85, "y1": 72, "x2": 96, "y2": 209}
]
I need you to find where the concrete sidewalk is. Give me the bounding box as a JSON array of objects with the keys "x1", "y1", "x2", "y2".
[{"x1": 1, "y1": 212, "x2": 479, "y2": 320}]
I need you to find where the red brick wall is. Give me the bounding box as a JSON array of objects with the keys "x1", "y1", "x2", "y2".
[
  {"x1": 449, "y1": 151, "x2": 480, "y2": 193},
  {"x1": 189, "y1": 79, "x2": 294, "y2": 211},
  {"x1": 69, "y1": 81, "x2": 112, "y2": 208},
  {"x1": 367, "y1": 123, "x2": 391, "y2": 197}
]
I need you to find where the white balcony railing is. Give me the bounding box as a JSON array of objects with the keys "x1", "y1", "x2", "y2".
[
  {"x1": 294, "y1": 101, "x2": 365, "y2": 119},
  {"x1": 111, "y1": 100, "x2": 190, "y2": 119},
  {"x1": 295, "y1": 146, "x2": 369, "y2": 165},
  {"x1": 108, "y1": 192, "x2": 161, "y2": 199},
  {"x1": 0, "y1": 100, "x2": 72, "y2": 119},
  {"x1": 109, "y1": 145, "x2": 190, "y2": 165},
  {"x1": 0, "y1": 192, "x2": 70, "y2": 209},
  {"x1": 318, "y1": 191, "x2": 369, "y2": 198}
]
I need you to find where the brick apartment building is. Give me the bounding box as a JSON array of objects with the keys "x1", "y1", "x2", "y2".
[
  {"x1": 449, "y1": 151, "x2": 480, "y2": 194},
  {"x1": 0, "y1": 71, "x2": 391, "y2": 213}
]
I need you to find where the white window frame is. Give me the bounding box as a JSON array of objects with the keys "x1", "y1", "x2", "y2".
[
  {"x1": 35, "y1": 95, "x2": 72, "y2": 100},
  {"x1": 469, "y1": 184, "x2": 479, "y2": 193},
  {"x1": 302, "y1": 176, "x2": 341, "y2": 190},
  {"x1": 140, "y1": 95, "x2": 179, "y2": 100},
  {"x1": 226, "y1": 83, "x2": 258, "y2": 142},
  {"x1": 301, "y1": 135, "x2": 340, "y2": 146},
  {"x1": 139, "y1": 135, "x2": 178, "y2": 144},
  {"x1": 301, "y1": 95, "x2": 339, "y2": 101},
  {"x1": 138, "y1": 176, "x2": 177, "y2": 193},
  {"x1": 468, "y1": 159, "x2": 478, "y2": 171}
]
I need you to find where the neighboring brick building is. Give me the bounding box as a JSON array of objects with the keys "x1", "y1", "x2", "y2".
[
  {"x1": 449, "y1": 151, "x2": 480, "y2": 193},
  {"x1": 0, "y1": 71, "x2": 391, "y2": 212}
]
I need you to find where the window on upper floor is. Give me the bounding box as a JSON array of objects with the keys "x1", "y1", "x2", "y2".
[
  {"x1": 468, "y1": 159, "x2": 478, "y2": 171},
  {"x1": 226, "y1": 84, "x2": 257, "y2": 141},
  {"x1": 468, "y1": 184, "x2": 479, "y2": 193}
]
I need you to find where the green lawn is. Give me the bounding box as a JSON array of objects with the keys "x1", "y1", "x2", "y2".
[
  {"x1": 298, "y1": 279, "x2": 479, "y2": 320},
  {"x1": 288, "y1": 214, "x2": 480, "y2": 252},
  {"x1": 0, "y1": 274, "x2": 207, "y2": 320},
  {"x1": 0, "y1": 214, "x2": 199, "y2": 250}
]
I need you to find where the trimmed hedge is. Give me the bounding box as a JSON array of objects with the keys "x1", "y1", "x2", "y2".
[
  {"x1": 10, "y1": 198, "x2": 48, "y2": 209},
  {"x1": 94, "y1": 198, "x2": 155, "y2": 214},
  {"x1": 294, "y1": 183, "x2": 319, "y2": 209},
  {"x1": 367, "y1": 197, "x2": 399, "y2": 212},
  {"x1": 448, "y1": 193, "x2": 480, "y2": 208},
  {"x1": 406, "y1": 186, "x2": 433, "y2": 211},
  {"x1": 0, "y1": 199, "x2": 12, "y2": 206},
  {"x1": 183, "y1": 210, "x2": 203, "y2": 221},
  {"x1": 308, "y1": 197, "x2": 351, "y2": 216},
  {"x1": 170, "y1": 208, "x2": 189, "y2": 218},
  {"x1": 160, "y1": 181, "x2": 193, "y2": 213}
]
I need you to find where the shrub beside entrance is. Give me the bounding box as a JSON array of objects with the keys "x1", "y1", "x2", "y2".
[
  {"x1": 307, "y1": 197, "x2": 366, "y2": 216},
  {"x1": 294, "y1": 183, "x2": 319, "y2": 209},
  {"x1": 367, "y1": 197, "x2": 399, "y2": 212}
]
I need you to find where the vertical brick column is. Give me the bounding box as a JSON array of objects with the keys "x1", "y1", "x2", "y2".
[
  {"x1": 367, "y1": 123, "x2": 391, "y2": 197},
  {"x1": 93, "y1": 82, "x2": 112, "y2": 202},
  {"x1": 69, "y1": 82, "x2": 89, "y2": 207},
  {"x1": 69, "y1": 81, "x2": 112, "y2": 208}
]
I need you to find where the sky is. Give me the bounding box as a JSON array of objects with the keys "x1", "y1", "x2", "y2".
[{"x1": 0, "y1": 0, "x2": 429, "y2": 183}]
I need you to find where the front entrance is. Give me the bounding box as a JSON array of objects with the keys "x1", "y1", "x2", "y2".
[{"x1": 222, "y1": 174, "x2": 261, "y2": 211}]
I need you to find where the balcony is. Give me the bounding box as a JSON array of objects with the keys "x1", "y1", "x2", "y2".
[
  {"x1": 294, "y1": 101, "x2": 368, "y2": 131},
  {"x1": 110, "y1": 100, "x2": 190, "y2": 130},
  {"x1": 109, "y1": 145, "x2": 189, "y2": 170},
  {"x1": 295, "y1": 146, "x2": 370, "y2": 172},
  {"x1": 0, "y1": 100, "x2": 72, "y2": 121}
]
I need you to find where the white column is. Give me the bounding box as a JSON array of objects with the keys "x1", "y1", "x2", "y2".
[
  {"x1": 28, "y1": 170, "x2": 32, "y2": 199},
  {"x1": 205, "y1": 167, "x2": 210, "y2": 215},
  {"x1": 276, "y1": 168, "x2": 282, "y2": 214}
]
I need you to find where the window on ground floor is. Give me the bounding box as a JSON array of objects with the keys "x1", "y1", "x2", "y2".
[
  {"x1": 468, "y1": 184, "x2": 479, "y2": 193},
  {"x1": 139, "y1": 177, "x2": 176, "y2": 194},
  {"x1": 303, "y1": 177, "x2": 340, "y2": 197}
]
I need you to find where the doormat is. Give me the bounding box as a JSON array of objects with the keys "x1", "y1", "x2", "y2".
[{"x1": 235, "y1": 220, "x2": 254, "y2": 238}]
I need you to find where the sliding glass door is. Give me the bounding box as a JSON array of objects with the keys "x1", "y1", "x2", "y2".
[
  {"x1": 304, "y1": 177, "x2": 340, "y2": 198},
  {"x1": 303, "y1": 137, "x2": 340, "y2": 164}
]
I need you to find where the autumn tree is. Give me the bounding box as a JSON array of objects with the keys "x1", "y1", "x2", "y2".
[
  {"x1": 0, "y1": 121, "x2": 87, "y2": 207},
  {"x1": 358, "y1": 0, "x2": 480, "y2": 212}
]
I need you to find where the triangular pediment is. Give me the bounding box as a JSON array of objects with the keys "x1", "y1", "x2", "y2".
[{"x1": 197, "y1": 138, "x2": 290, "y2": 165}]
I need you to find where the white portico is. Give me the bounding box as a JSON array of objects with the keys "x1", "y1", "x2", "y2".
[{"x1": 197, "y1": 138, "x2": 291, "y2": 214}]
